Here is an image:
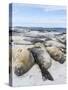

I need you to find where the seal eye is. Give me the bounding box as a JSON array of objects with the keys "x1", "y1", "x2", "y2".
[{"x1": 14, "y1": 66, "x2": 23, "y2": 76}]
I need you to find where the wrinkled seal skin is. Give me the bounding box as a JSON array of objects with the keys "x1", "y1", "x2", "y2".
[
  {"x1": 46, "y1": 46, "x2": 66, "y2": 64},
  {"x1": 29, "y1": 43, "x2": 54, "y2": 81},
  {"x1": 13, "y1": 48, "x2": 35, "y2": 76}
]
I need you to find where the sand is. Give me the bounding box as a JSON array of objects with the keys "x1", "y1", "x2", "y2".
[{"x1": 12, "y1": 60, "x2": 66, "y2": 87}]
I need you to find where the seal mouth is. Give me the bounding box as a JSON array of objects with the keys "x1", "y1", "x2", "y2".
[{"x1": 14, "y1": 66, "x2": 24, "y2": 76}]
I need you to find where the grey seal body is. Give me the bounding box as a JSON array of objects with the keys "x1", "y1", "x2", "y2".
[
  {"x1": 31, "y1": 47, "x2": 52, "y2": 69},
  {"x1": 29, "y1": 43, "x2": 53, "y2": 81}
]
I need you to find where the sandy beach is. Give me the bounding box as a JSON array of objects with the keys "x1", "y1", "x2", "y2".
[
  {"x1": 12, "y1": 60, "x2": 66, "y2": 87},
  {"x1": 9, "y1": 29, "x2": 66, "y2": 87}
]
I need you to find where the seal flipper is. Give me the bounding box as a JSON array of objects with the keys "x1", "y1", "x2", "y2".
[{"x1": 39, "y1": 65, "x2": 54, "y2": 81}]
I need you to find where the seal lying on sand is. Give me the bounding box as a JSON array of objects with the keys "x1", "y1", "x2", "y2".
[
  {"x1": 56, "y1": 33, "x2": 66, "y2": 45},
  {"x1": 44, "y1": 40, "x2": 66, "y2": 54},
  {"x1": 29, "y1": 43, "x2": 54, "y2": 81},
  {"x1": 13, "y1": 48, "x2": 35, "y2": 76},
  {"x1": 46, "y1": 46, "x2": 66, "y2": 64}
]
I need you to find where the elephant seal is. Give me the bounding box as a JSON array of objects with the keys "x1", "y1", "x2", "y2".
[
  {"x1": 29, "y1": 43, "x2": 54, "y2": 81},
  {"x1": 46, "y1": 46, "x2": 66, "y2": 64},
  {"x1": 13, "y1": 48, "x2": 35, "y2": 76},
  {"x1": 44, "y1": 40, "x2": 65, "y2": 48},
  {"x1": 56, "y1": 33, "x2": 66, "y2": 45},
  {"x1": 44, "y1": 40, "x2": 66, "y2": 53}
]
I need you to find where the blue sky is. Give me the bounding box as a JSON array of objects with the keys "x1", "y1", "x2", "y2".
[{"x1": 12, "y1": 3, "x2": 66, "y2": 28}]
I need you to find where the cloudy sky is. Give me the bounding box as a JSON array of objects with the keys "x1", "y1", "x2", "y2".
[{"x1": 12, "y1": 3, "x2": 66, "y2": 28}]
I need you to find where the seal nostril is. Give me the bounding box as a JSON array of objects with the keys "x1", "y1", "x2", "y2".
[
  {"x1": 59, "y1": 57, "x2": 65, "y2": 64},
  {"x1": 59, "y1": 55, "x2": 66, "y2": 64},
  {"x1": 14, "y1": 66, "x2": 23, "y2": 76},
  {"x1": 59, "y1": 59, "x2": 65, "y2": 64}
]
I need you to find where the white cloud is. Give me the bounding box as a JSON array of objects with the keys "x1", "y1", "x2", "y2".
[
  {"x1": 36, "y1": 5, "x2": 66, "y2": 12},
  {"x1": 13, "y1": 3, "x2": 66, "y2": 12}
]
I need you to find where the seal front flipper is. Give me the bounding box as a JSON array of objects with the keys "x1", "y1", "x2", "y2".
[{"x1": 39, "y1": 66, "x2": 54, "y2": 81}]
